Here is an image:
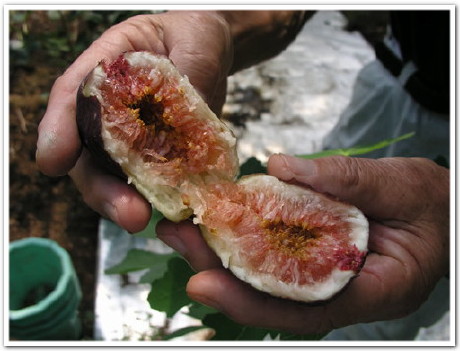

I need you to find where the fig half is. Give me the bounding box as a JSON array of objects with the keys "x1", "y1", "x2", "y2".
[
  {"x1": 76, "y1": 51, "x2": 368, "y2": 303},
  {"x1": 189, "y1": 175, "x2": 368, "y2": 302},
  {"x1": 77, "y1": 51, "x2": 238, "y2": 221}
]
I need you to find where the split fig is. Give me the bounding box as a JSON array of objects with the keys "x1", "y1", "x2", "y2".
[{"x1": 76, "y1": 51, "x2": 369, "y2": 303}]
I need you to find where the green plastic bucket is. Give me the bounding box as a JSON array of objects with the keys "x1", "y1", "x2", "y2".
[{"x1": 9, "y1": 237, "x2": 82, "y2": 340}]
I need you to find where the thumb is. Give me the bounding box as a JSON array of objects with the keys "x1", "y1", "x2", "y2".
[
  {"x1": 36, "y1": 39, "x2": 118, "y2": 176},
  {"x1": 267, "y1": 154, "x2": 409, "y2": 220}
]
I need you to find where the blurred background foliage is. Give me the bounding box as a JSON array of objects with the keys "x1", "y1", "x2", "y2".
[{"x1": 10, "y1": 10, "x2": 156, "y2": 71}]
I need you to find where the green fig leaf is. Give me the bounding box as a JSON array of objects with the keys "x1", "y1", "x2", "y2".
[
  {"x1": 105, "y1": 249, "x2": 172, "y2": 274},
  {"x1": 147, "y1": 257, "x2": 195, "y2": 318},
  {"x1": 133, "y1": 208, "x2": 164, "y2": 239},
  {"x1": 239, "y1": 156, "x2": 267, "y2": 176},
  {"x1": 297, "y1": 132, "x2": 415, "y2": 159},
  {"x1": 187, "y1": 302, "x2": 219, "y2": 320}
]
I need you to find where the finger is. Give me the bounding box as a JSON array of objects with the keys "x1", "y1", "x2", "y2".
[
  {"x1": 187, "y1": 268, "x2": 334, "y2": 335},
  {"x1": 156, "y1": 219, "x2": 222, "y2": 271},
  {"x1": 186, "y1": 251, "x2": 412, "y2": 335},
  {"x1": 69, "y1": 150, "x2": 151, "y2": 233},
  {"x1": 267, "y1": 154, "x2": 409, "y2": 220}
]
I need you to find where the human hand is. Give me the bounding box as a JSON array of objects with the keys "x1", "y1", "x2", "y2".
[
  {"x1": 156, "y1": 154, "x2": 449, "y2": 335},
  {"x1": 36, "y1": 11, "x2": 234, "y2": 232}
]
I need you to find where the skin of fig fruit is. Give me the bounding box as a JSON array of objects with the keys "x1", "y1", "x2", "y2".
[
  {"x1": 76, "y1": 81, "x2": 127, "y2": 180},
  {"x1": 76, "y1": 51, "x2": 369, "y2": 303}
]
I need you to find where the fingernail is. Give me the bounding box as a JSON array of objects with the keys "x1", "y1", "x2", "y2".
[
  {"x1": 284, "y1": 155, "x2": 317, "y2": 177},
  {"x1": 36, "y1": 130, "x2": 57, "y2": 155},
  {"x1": 35, "y1": 130, "x2": 69, "y2": 176},
  {"x1": 35, "y1": 130, "x2": 51, "y2": 164},
  {"x1": 102, "y1": 201, "x2": 119, "y2": 225},
  {"x1": 272, "y1": 154, "x2": 317, "y2": 181}
]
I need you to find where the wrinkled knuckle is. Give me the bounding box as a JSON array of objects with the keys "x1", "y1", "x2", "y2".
[
  {"x1": 188, "y1": 11, "x2": 222, "y2": 26},
  {"x1": 53, "y1": 73, "x2": 66, "y2": 87},
  {"x1": 188, "y1": 11, "x2": 211, "y2": 22},
  {"x1": 119, "y1": 16, "x2": 147, "y2": 32},
  {"x1": 83, "y1": 38, "x2": 114, "y2": 64},
  {"x1": 124, "y1": 14, "x2": 148, "y2": 24},
  {"x1": 332, "y1": 156, "x2": 362, "y2": 189},
  {"x1": 187, "y1": 11, "x2": 230, "y2": 45},
  {"x1": 53, "y1": 73, "x2": 76, "y2": 96}
]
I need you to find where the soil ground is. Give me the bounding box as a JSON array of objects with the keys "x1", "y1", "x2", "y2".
[
  {"x1": 9, "y1": 64, "x2": 100, "y2": 338},
  {"x1": 8, "y1": 10, "x2": 388, "y2": 340}
]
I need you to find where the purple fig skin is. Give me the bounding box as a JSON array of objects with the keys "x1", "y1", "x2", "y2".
[{"x1": 76, "y1": 79, "x2": 127, "y2": 180}]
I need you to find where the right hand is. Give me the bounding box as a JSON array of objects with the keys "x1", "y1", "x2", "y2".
[
  {"x1": 36, "y1": 11, "x2": 234, "y2": 232},
  {"x1": 156, "y1": 154, "x2": 450, "y2": 335}
]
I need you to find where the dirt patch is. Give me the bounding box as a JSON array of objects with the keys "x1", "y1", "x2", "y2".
[{"x1": 9, "y1": 54, "x2": 99, "y2": 340}]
